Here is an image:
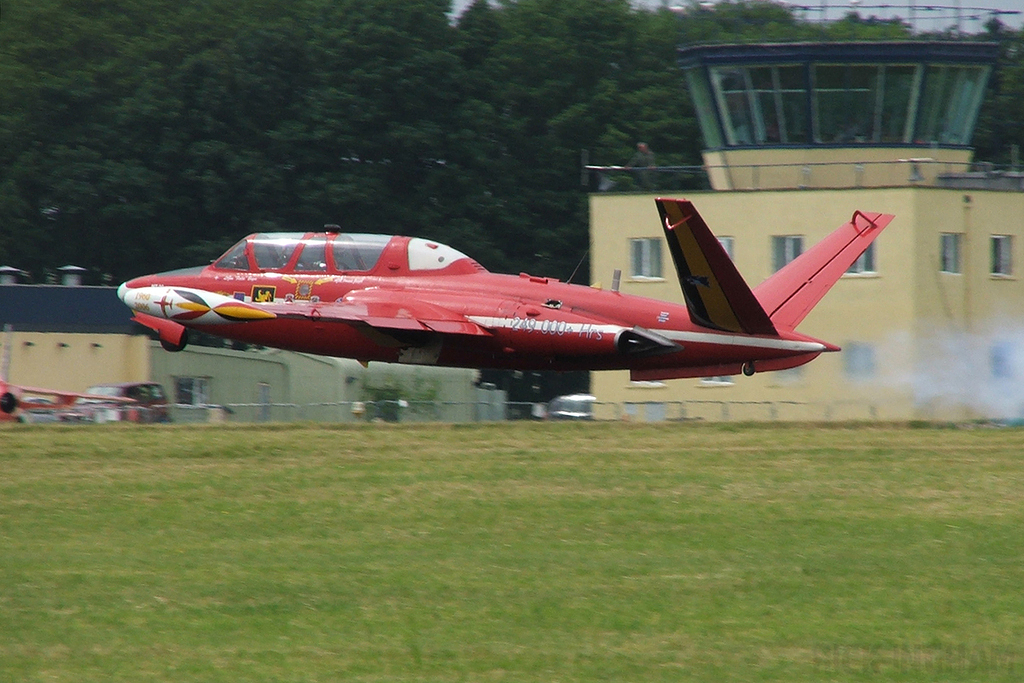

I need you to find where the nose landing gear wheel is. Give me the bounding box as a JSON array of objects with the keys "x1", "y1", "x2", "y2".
[{"x1": 742, "y1": 362, "x2": 755, "y2": 377}]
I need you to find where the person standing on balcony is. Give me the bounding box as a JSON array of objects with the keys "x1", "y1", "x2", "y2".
[{"x1": 626, "y1": 141, "x2": 656, "y2": 189}]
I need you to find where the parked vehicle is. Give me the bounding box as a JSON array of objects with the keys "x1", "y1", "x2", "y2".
[
  {"x1": 546, "y1": 394, "x2": 596, "y2": 420},
  {"x1": 76, "y1": 382, "x2": 171, "y2": 423},
  {"x1": 17, "y1": 396, "x2": 61, "y2": 423}
]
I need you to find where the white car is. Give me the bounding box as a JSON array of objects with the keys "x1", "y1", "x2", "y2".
[{"x1": 547, "y1": 394, "x2": 596, "y2": 420}]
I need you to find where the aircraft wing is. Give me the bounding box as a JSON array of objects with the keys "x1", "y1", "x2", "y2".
[{"x1": 266, "y1": 289, "x2": 493, "y2": 338}]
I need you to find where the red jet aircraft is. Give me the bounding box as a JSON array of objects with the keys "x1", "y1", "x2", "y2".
[{"x1": 117, "y1": 198, "x2": 893, "y2": 381}]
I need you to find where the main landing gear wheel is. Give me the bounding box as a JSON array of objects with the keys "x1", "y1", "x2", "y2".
[
  {"x1": 160, "y1": 329, "x2": 189, "y2": 353},
  {"x1": 1, "y1": 391, "x2": 17, "y2": 414},
  {"x1": 742, "y1": 362, "x2": 756, "y2": 377}
]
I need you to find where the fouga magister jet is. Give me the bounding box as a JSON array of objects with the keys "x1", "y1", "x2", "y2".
[{"x1": 117, "y1": 199, "x2": 893, "y2": 381}]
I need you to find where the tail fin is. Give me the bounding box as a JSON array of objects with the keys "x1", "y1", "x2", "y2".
[
  {"x1": 657, "y1": 198, "x2": 777, "y2": 335},
  {"x1": 753, "y1": 210, "x2": 894, "y2": 330}
]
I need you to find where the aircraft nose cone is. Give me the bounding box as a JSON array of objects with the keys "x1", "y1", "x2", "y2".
[{"x1": 117, "y1": 282, "x2": 128, "y2": 303}]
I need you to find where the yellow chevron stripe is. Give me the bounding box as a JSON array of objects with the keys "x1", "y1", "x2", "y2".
[
  {"x1": 213, "y1": 304, "x2": 277, "y2": 321},
  {"x1": 667, "y1": 211, "x2": 743, "y2": 332}
]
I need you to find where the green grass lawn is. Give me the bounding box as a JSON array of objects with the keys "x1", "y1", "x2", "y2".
[{"x1": 2, "y1": 422, "x2": 1023, "y2": 681}]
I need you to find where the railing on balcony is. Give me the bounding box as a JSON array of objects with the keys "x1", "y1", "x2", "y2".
[{"x1": 583, "y1": 159, "x2": 1024, "y2": 193}]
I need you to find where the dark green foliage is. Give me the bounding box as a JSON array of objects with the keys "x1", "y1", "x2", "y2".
[
  {"x1": 973, "y1": 25, "x2": 1024, "y2": 166},
  {"x1": 1, "y1": 0, "x2": 1022, "y2": 283}
]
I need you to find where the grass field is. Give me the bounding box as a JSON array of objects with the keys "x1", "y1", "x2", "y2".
[{"x1": 2, "y1": 422, "x2": 1023, "y2": 682}]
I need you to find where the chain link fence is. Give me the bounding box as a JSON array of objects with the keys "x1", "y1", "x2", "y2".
[{"x1": 161, "y1": 397, "x2": 909, "y2": 424}]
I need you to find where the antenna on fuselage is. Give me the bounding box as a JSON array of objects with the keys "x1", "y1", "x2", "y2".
[{"x1": 566, "y1": 248, "x2": 589, "y2": 285}]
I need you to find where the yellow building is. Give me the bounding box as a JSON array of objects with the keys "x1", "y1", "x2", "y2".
[
  {"x1": 0, "y1": 285, "x2": 153, "y2": 392},
  {"x1": 589, "y1": 42, "x2": 1024, "y2": 421}
]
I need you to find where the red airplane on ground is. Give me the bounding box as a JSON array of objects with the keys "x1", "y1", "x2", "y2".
[
  {"x1": 117, "y1": 198, "x2": 893, "y2": 381},
  {"x1": 0, "y1": 324, "x2": 136, "y2": 422}
]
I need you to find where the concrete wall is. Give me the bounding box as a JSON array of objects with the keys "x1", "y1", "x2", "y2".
[{"x1": 702, "y1": 148, "x2": 973, "y2": 191}]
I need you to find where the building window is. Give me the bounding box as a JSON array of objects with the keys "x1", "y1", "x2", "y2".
[
  {"x1": 631, "y1": 238, "x2": 662, "y2": 279},
  {"x1": 843, "y1": 342, "x2": 876, "y2": 379},
  {"x1": 917, "y1": 65, "x2": 988, "y2": 145},
  {"x1": 709, "y1": 65, "x2": 809, "y2": 145},
  {"x1": 940, "y1": 233, "x2": 962, "y2": 273},
  {"x1": 174, "y1": 377, "x2": 209, "y2": 405},
  {"x1": 772, "y1": 235, "x2": 803, "y2": 272},
  {"x1": 991, "y1": 235, "x2": 1012, "y2": 276},
  {"x1": 717, "y1": 236, "x2": 735, "y2": 260},
  {"x1": 846, "y1": 243, "x2": 876, "y2": 274}
]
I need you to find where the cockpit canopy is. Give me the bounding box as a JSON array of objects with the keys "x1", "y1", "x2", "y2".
[{"x1": 213, "y1": 232, "x2": 478, "y2": 274}]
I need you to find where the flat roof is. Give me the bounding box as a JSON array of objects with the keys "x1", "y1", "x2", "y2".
[
  {"x1": 678, "y1": 41, "x2": 1000, "y2": 67},
  {"x1": 0, "y1": 285, "x2": 138, "y2": 334}
]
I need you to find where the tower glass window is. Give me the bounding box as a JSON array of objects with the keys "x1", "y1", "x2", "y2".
[
  {"x1": 713, "y1": 67, "x2": 756, "y2": 146},
  {"x1": 813, "y1": 64, "x2": 879, "y2": 143},
  {"x1": 710, "y1": 65, "x2": 808, "y2": 146},
  {"x1": 681, "y1": 43, "x2": 995, "y2": 151},
  {"x1": 918, "y1": 66, "x2": 988, "y2": 145},
  {"x1": 879, "y1": 66, "x2": 917, "y2": 143}
]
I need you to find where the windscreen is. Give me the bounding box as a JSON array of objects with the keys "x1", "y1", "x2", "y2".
[
  {"x1": 214, "y1": 238, "x2": 250, "y2": 270},
  {"x1": 252, "y1": 234, "x2": 304, "y2": 270},
  {"x1": 331, "y1": 234, "x2": 390, "y2": 272},
  {"x1": 294, "y1": 237, "x2": 328, "y2": 271}
]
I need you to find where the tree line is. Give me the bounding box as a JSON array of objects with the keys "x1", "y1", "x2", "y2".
[{"x1": 1, "y1": 0, "x2": 1022, "y2": 284}]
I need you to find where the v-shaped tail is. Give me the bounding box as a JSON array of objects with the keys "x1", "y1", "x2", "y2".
[
  {"x1": 753, "y1": 209, "x2": 894, "y2": 330},
  {"x1": 657, "y1": 198, "x2": 776, "y2": 335},
  {"x1": 656, "y1": 198, "x2": 894, "y2": 335}
]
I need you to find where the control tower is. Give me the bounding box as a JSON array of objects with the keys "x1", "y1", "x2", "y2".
[
  {"x1": 678, "y1": 41, "x2": 999, "y2": 190},
  {"x1": 589, "y1": 38, "x2": 1024, "y2": 421}
]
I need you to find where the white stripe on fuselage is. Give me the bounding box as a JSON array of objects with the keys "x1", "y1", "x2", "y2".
[
  {"x1": 660, "y1": 329, "x2": 826, "y2": 353},
  {"x1": 466, "y1": 316, "x2": 825, "y2": 353},
  {"x1": 467, "y1": 316, "x2": 622, "y2": 340}
]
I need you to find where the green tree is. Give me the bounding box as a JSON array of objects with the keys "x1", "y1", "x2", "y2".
[
  {"x1": 1, "y1": 0, "x2": 1021, "y2": 288},
  {"x1": 973, "y1": 24, "x2": 1024, "y2": 166}
]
